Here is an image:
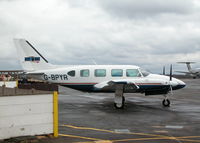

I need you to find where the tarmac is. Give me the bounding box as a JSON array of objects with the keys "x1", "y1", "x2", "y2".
[
  {"x1": 3, "y1": 78, "x2": 200, "y2": 143},
  {"x1": 48, "y1": 78, "x2": 199, "y2": 143}
]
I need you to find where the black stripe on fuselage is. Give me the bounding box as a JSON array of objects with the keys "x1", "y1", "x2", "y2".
[{"x1": 61, "y1": 84, "x2": 171, "y2": 94}]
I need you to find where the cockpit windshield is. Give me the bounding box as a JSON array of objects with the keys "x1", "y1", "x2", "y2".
[{"x1": 140, "y1": 68, "x2": 151, "y2": 77}]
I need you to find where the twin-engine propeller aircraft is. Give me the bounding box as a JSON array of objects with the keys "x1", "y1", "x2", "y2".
[
  {"x1": 14, "y1": 39, "x2": 186, "y2": 109},
  {"x1": 176, "y1": 62, "x2": 200, "y2": 79}
]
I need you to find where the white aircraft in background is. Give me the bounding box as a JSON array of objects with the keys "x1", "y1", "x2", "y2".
[
  {"x1": 14, "y1": 39, "x2": 186, "y2": 109},
  {"x1": 176, "y1": 62, "x2": 200, "y2": 79}
]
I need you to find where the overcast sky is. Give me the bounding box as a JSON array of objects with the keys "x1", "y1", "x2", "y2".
[{"x1": 0, "y1": 0, "x2": 200, "y2": 73}]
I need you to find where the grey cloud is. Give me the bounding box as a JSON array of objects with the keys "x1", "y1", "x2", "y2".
[
  {"x1": 0, "y1": 0, "x2": 200, "y2": 73},
  {"x1": 98, "y1": 0, "x2": 194, "y2": 18}
]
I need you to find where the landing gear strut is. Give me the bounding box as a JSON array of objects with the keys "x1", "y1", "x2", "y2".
[
  {"x1": 162, "y1": 99, "x2": 170, "y2": 107},
  {"x1": 114, "y1": 84, "x2": 125, "y2": 109}
]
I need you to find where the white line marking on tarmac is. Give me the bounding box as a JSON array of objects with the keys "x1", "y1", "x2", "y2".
[{"x1": 165, "y1": 125, "x2": 184, "y2": 129}]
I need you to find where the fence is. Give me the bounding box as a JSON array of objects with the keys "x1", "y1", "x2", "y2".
[{"x1": 0, "y1": 90, "x2": 58, "y2": 140}]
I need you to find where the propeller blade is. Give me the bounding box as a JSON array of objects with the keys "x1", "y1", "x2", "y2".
[
  {"x1": 163, "y1": 66, "x2": 165, "y2": 75},
  {"x1": 170, "y1": 64, "x2": 173, "y2": 81}
]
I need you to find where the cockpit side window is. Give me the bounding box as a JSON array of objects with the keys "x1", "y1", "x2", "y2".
[
  {"x1": 126, "y1": 69, "x2": 141, "y2": 77},
  {"x1": 68, "y1": 70, "x2": 75, "y2": 77}
]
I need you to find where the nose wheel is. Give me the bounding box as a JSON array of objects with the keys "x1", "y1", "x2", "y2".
[{"x1": 162, "y1": 99, "x2": 170, "y2": 107}]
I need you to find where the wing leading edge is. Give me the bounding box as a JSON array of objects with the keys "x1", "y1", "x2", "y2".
[{"x1": 94, "y1": 80, "x2": 139, "y2": 92}]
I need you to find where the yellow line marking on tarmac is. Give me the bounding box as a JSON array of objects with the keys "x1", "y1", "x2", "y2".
[
  {"x1": 60, "y1": 124, "x2": 200, "y2": 142},
  {"x1": 59, "y1": 133, "x2": 101, "y2": 141},
  {"x1": 61, "y1": 124, "x2": 174, "y2": 138},
  {"x1": 112, "y1": 137, "x2": 200, "y2": 142},
  {"x1": 61, "y1": 124, "x2": 116, "y2": 134}
]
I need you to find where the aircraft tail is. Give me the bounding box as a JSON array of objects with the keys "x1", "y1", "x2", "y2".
[
  {"x1": 14, "y1": 39, "x2": 53, "y2": 71},
  {"x1": 177, "y1": 62, "x2": 195, "y2": 72}
]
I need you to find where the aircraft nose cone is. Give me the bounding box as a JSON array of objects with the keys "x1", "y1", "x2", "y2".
[
  {"x1": 172, "y1": 79, "x2": 186, "y2": 90},
  {"x1": 178, "y1": 80, "x2": 186, "y2": 89}
]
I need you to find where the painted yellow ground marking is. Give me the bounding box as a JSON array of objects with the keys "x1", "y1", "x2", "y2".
[
  {"x1": 112, "y1": 137, "x2": 200, "y2": 142},
  {"x1": 95, "y1": 140, "x2": 113, "y2": 143},
  {"x1": 61, "y1": 124, "x2": 116, "y2": 134},
  {"x1": 53, "y1": 91, "x2": 58, "y2": 137},
  {"x1": 61, "y1": 124, "x2": 173, "y2": 138},
  {"x1": 112, "y1": 136, "x2": 200, "y2": 143},
  {"x1": 61, "y1": 124, "x2": 200, "y2": 142},
  {"x1": 59, "y1": 134, "x2": 101, "y2": 141}
]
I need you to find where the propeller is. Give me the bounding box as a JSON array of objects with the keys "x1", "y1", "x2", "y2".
[
  {"x1": 163, "y1": 66, "x2": 165, "y2": 75},
  {"x1": 170, "y1": 64, "x2": 173, "y2": 81},
  {"x1": 169, "y1": 64, "x2": 173, "y2": 96}
]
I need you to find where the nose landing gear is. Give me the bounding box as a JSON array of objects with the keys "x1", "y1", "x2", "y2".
[
  {"x1": 114, "y1": 84, "x2": 125, "y2": 109},
  {"x1": 162, "y1": 98, "x2": 170, "y2": 107},
  {"x1": 114, "y1": 96, "x2": 125, "y2": 109}
]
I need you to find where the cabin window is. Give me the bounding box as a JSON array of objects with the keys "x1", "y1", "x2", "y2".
[
  {"x1": 111, "y1": 69, "x2": 123, "y2": 77},
  {"x1": 68, "y1": 70, "x2": 75, "y2": 77},
  {"x1": 95, "y1": 69, "x2": 106, "y2": 77},
  {"x1": 80, "y1": 69, "x2": 89, "y2": 77},
  {"x1": 126, "y1": 69, "x2": 141, "y2": 77}
]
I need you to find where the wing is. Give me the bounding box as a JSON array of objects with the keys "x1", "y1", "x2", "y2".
[
  {"x1": 175, "y1": 71, "x2": 190, "y2": 74},
  {"x1": 94, "y1": 80, "x2": 139, "y2": 92}
]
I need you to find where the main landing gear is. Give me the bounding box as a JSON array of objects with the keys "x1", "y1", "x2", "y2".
[
  {"x1": 114, "y1": 96, "x2": 125, "y2": 109},
  {"x1": 114, "y1": 84, "x2": 125, "y2": 109}
]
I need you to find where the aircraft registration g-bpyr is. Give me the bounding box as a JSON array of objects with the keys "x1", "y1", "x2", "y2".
[{"x1": 14, "y1": 39, "x2": 186, "y2": 109}]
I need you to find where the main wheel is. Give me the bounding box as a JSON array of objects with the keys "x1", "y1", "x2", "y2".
[
  {"x1": 162, "y1": 99, "x2": 170, "y2": 107},
  {"x1": 114, "y1": 102, "x2": 124, "y2": 109}
]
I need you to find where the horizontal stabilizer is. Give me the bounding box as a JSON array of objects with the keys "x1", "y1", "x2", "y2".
[
  {"x1": 26, "y1": 72, "x2": 45, "y2": 76},
  {"x1": 177, "y1": 62, "x2": 195, "y2": 64}
]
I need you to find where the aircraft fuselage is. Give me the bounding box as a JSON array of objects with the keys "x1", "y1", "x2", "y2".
[{"x1": 31, "y1": 65, "x2": 185, "y2": 95}]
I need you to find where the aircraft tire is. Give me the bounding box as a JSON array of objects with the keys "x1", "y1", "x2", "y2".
[
  {"x1": 162, "y1": 99, "x2": 170, "y2": 107},
  {"x1": 114, "y1": 98, "x2": 125, "y2": 109},
  {"x1": 114, "y1": 103, "x2": 124, "y2": 109}
]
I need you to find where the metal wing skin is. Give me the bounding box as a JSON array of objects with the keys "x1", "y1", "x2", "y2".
[
  {"x1": 94, "y1": 80, "x2": 139, "y2": 92},
  {"x1": 175, "y1": 71, "x2": 191, "y2": 74}
]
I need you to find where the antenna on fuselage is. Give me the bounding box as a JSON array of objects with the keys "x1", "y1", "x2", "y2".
[{"x1": 91, "y1": 59, "x2": 97, "y2": 65}]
